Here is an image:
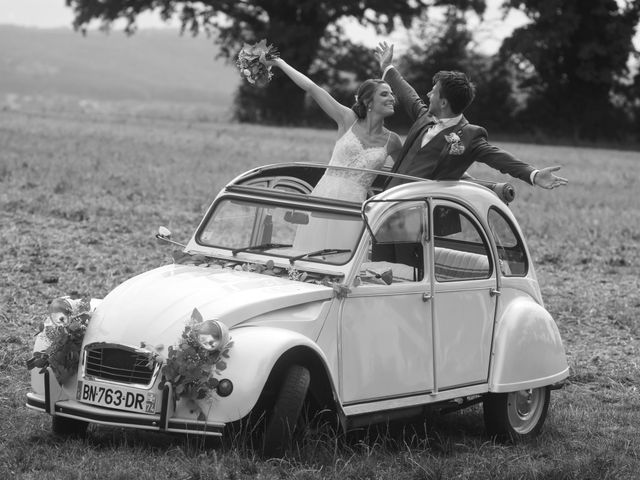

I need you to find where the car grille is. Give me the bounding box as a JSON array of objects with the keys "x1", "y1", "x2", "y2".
[{"x1": 84, "y1": 346, "x2": 156, "y2": 386}]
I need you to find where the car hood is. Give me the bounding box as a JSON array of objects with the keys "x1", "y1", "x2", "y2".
[{"x1": 85, "y1": 264, "x2": 333, "y2": 348}]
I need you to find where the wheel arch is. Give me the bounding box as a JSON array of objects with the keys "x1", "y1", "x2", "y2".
[
  {"x1": 214, "y1": 326, "x2": 342, "y2": 427},
  {"x1": 489, "y1": 296, "x2": 569, "y2": 393},
  {"x1": 254, "y1": 345, "x2": 344, "y2": 428}
]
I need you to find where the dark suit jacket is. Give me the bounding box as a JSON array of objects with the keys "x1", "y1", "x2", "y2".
[{"x1": 384, "y1": 67, "x2": 535, "y2": 189}]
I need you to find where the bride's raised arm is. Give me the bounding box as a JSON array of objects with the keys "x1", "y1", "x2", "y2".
[{"x1": 263, "y1": 58, "x2": 354, "y2": 129}]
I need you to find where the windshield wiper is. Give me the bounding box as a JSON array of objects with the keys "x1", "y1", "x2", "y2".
[
  {"x1": 232, "y1": 242, "x2": 292, "y2": 256},
  {"x1": 289, "y1": 248, "x2": 352, "y2": 265}
]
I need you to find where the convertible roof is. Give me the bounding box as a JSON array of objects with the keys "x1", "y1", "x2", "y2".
[{"x1": 226, "y1": 163, "x2": 515, "y2": 206}]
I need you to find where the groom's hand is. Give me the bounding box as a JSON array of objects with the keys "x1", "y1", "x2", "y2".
[
  {"x1": 533, "y1": 166, "x2": 568, "y2": 189},
  {"x1": 375, "y1": 42, "x2": 394, "y2": 72}
]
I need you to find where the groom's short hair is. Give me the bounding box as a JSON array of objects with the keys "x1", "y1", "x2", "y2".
[{"x1": 433, "y1": 71, "x2": 476, "y2": 114}]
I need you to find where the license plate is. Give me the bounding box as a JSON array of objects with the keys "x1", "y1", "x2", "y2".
[{"x1": 76, "y1": 380, "x2": 157, "y2": 414}]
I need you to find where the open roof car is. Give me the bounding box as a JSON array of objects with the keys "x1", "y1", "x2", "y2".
[{"x1": 26, "y1": 163, "x2": 569, "y2": 457}]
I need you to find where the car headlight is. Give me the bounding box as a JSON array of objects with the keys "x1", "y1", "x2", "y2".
[
  {"x1": 47, "y1": 296, "x2": 93, "y2": 326},
  {"x1": 48, "y1": 297, "x2": 73, "y2": 326},
  {"x1": 195, "y1": 320, "x2": 230, "y2": 352}
]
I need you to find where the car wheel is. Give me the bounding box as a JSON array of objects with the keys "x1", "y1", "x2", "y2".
[
  {"x1": 261, "y1": 365, "x2": 310, "y2": 457},
  {"x1": 483, "y1": 387, "x2": 550, "y2": 441},
  {"x1": 52, "y1": 416, "x2": 88, "y2": 438}
]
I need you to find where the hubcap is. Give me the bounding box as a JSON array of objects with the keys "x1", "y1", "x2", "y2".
[{"x1": 506, "y1": 388, "x2": 544, "y2": 434}]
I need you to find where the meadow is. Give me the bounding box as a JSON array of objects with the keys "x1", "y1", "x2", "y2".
[{"x1": 1, "y1": 104, "x2": 639, "y2": 479}]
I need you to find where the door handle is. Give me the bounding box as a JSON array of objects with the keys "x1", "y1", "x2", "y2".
[
  {"x1": 423, "y1": 292, "x2": 432, "y2": 302},
  {"x1": 489, "y1": 288, "x2": 501, "y2": 297}
]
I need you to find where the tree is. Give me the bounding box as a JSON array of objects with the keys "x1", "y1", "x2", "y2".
[
  {"x1": 65, "y1": 0, "x2": 486, "y2": 124},
  {"x1": 499, "y1": 0, "x2": 640, "y2": 141}
]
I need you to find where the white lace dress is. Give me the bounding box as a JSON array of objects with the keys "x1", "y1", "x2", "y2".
[
  {"x1": 293, "y1": 125, "x2": 391, "y2": 253},
  {"x1": 312, "y1": 125, "x2": 390, "y2": 202}
]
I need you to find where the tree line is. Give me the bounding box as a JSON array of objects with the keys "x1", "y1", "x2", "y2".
[{"x1": 67, "y1": 0, "x2": 640, "y2": 144}]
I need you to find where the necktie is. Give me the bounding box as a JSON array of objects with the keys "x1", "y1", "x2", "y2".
[{"x1": 421, "y1": 120, "x2": 443, "y2": 147}]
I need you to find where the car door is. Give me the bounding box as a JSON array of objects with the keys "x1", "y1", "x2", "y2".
[
  {"x1": 429, "y1": 200, "x2": 498, "y2": 391},
  {"x1": 339, "y1": 201, "x2": 434, "y2": 404}
]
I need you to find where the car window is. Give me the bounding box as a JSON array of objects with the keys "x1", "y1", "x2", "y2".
[
  {"x1": 197, "y1": 198, "x2": 361, "y2": 265},
  {"x1": 433, "y1": 205, "x2": 492, "y2": 282},
  {"x1": 487, "y1": 207, "x2": 528, "y2": 276},
  {"x1": 360, "y1": 203, "x2": 426, "y2": 284}
]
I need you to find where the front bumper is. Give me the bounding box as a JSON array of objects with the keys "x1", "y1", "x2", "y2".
[{"x1": 26, "y1": 368, "x2": 225, "y2": 436}]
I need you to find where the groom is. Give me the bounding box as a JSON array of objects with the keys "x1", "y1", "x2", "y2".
[{"x1": 375, "y1": 42, "x2": 568, "y2": 190}]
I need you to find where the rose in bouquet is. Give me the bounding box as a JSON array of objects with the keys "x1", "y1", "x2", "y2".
[{"x1": 236, "y1": 39, "x2": 279, "y2": 87}]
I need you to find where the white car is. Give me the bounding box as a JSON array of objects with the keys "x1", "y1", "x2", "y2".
[{"x1": 26, "y1": 163, "x2": 569, "y2": 456}]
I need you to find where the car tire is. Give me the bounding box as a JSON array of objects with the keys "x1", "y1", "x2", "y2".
[
  {"x1": 483, "y1": 387, "x2": 550, "y2": 441},
  {"x1": 52, "y1": 416, "x2": 89, "y2": 438},
  {"x1": 261, "y1": 364, "x2": 310, "y2": 457}
]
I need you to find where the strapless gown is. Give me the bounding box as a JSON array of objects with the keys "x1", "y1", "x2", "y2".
[{"x1": 293, "y1": 126, "x2": 390, "y2": 253}]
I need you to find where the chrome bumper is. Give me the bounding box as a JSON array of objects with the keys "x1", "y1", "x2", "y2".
[{"x1": 26, "y1": 368, "x2": 224, "y2": 436}]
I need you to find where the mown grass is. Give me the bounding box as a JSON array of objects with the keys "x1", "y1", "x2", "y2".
[{"x1": 1, "y1": 105, "x2": 639, "y2": 479}]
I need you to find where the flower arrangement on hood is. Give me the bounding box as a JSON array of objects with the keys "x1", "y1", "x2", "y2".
[
  {"x1": 142, "y1": 308, "x2": 233, "y2": 403},
  {"x1": 26, "y1": 296, "x2": 92, "y2": 385},
  {"x1": 236, "y1": 39, "x2": 279, "y2": 87}
]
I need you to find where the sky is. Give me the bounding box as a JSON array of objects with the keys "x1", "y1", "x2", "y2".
[
  {"x1": 2, "y1": 0, "x2": 638, "y2": 55},
  {"x1": 0, "y1": 0, "x2": 529, "y2": 54}
]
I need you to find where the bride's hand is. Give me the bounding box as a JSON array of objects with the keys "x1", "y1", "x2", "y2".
[
  {"x1": 259, "y1": 53, "x2": 280, "y2": 68},
  {"x1": 375, "y1": 42, "x2": 394, "y2": 70}
]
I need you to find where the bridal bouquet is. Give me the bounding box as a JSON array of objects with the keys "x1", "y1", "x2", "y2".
[{"x1": 236, "y1": 39, "x2": 279, "y2": 87}]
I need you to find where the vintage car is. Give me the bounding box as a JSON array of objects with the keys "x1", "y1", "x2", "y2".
[{"x1": 26, "y1": 163, "x2": 569, "y2": 456}]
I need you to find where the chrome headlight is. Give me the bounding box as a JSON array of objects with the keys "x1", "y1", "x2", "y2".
[
  {"x1": 195, "y1": 320, "x2": 230, "y2": 352},
  {"x1": 48, "y1": 297, "x2": 73, "y2": 326}
]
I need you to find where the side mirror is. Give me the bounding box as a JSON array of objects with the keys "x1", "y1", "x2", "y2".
[
  {"x1": 156, "y1": 226, "x2": 186, "y2": 248},
  {"x1": 157, "y1": 226, "x2": 172, "y2": 239}
]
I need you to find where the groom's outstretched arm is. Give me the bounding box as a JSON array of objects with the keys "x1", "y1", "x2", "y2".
[{"x1": 375, "y1": 42, "x2": 429, "y2": 122}]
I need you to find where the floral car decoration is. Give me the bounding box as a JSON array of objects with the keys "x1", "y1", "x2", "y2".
[
  {"x1": 141, "y1": 308, "x2": 233, "y2": 406},
  {"x1": 26, "y1": 163, "x2": 569, "y2": 458},
  {"x1": 26, "y1": 296, "x2": 92, "y2": 385}
]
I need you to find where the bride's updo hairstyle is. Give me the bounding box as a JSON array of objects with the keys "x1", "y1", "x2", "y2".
[{"x1": 352, "y1": 79, "x2": 387, "y2": 119}]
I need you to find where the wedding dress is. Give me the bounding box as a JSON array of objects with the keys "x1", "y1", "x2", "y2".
[
  {"x1": 293, "y1": 124, "x2": 391, "y2": 254},
  {"x1": 311, "y1": 124, "x2": 391, "y2": 202}
]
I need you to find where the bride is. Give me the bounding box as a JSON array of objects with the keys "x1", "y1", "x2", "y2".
[
  {"x1": 262, "y1": 57, "x2": 403, "y2": 253},
  {"x1": 263, "y1": 57, "x2": 403, "y2": 201}
]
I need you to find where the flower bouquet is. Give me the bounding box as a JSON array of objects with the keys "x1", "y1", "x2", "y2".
[
  {"x1": 236, "y1": 39, "x2": 279, "y2": 87},
  {"x1": 26, "y1": 296, "x2": 92, "y2": 385}
]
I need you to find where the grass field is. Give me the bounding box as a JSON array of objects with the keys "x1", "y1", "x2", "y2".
[{"x1": 1, "y1": 105, "x2": 640, "y2": 479}]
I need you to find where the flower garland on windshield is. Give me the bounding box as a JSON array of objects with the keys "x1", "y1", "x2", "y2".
[{"x1": 236, "y1": 39, "x2": 279, "y2": 87}]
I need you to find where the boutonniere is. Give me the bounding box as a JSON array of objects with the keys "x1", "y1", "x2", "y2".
[{"x1": 444, "y1": 132, "x2": 465, "y2": 155}]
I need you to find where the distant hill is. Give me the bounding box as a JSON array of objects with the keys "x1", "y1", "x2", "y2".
[{"x1": 0, "y1": 25, "x2": 238, "y2": 107}]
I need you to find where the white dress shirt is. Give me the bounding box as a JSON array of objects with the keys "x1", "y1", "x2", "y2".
[{"x1": 421, "y1": 115, "x2": 462, "y2": 147}]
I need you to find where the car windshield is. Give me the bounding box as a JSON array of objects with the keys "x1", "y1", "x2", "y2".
[{"x1": 196, "y1": 197, "x2": 363, "y2": 265}]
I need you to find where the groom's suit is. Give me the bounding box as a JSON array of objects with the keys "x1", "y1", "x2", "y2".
[{"x1": 384, "y1": 67, "x2": 535, "y2": 189}]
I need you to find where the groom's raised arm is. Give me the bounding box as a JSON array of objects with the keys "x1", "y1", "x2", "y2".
[
  {"x1": 384, "y1": 68, "x2": 430, "y2": 122},
  {"x1": 376, "y1": 42, "x2": 429, "y2": 122}
]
